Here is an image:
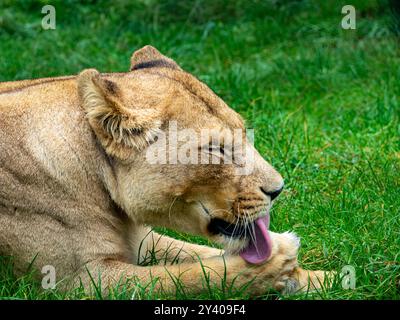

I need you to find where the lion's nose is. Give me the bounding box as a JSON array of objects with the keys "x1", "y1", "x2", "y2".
[{"x1": 260, "y1": 185, "x2": 284, "y2": 201}]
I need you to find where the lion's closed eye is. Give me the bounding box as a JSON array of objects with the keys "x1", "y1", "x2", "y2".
[{"x1": 199, "y1": 144, "x2": 236, "y2": 163}]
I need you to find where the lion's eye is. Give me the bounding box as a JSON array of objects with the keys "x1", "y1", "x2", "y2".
[{"x1": 207, "y1": 145, "x2": 224, "y2": 155}]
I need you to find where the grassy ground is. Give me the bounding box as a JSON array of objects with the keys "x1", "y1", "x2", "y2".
[{"x1": 0, "y1": 0, "x2": 399, "y2": 299}]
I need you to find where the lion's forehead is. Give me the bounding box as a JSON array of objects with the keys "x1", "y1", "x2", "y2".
[{"x1": 122, "y1": 69, "x2": 245, "y2": 130}]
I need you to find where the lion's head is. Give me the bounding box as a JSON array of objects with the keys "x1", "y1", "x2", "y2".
[{"x1": 77, "y1": 46, "x2": 284, "y2": 264}]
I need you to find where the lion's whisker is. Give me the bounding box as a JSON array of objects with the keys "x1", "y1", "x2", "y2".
[{"x1": 168, "y1": 196, "x2": 178, "y2": 225}]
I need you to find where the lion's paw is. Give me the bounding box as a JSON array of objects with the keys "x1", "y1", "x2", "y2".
[
  {"x1": 278, "y1": 268, "x2": 336, "y2": 295},
  {"x1": 270, "y1": 231, "x2": 300, "y2": 261}
]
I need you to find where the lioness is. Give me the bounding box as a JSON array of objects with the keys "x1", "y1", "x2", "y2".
[{"x1": 0, "y1": 46, "x2": 328, "y2": 296}]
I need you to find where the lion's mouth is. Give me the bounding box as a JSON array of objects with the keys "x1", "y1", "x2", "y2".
[
  {"x1": 202, "y1": 202, "x2": 273, "y2": 265},
  {"x1": 207, "y1": 218, "x2": 249, "y2": 238},
  {"x1": 208, "y1": 216, "x2": 273, "y2": 265}
]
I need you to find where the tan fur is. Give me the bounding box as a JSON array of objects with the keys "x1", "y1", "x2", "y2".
[{"x1": 0, "y1": 46, "x2": 330, "y2": 296}]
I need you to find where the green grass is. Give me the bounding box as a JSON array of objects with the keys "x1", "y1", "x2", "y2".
[{"x1": 0, "y1": 0, "x2": 399, "y2": 300}]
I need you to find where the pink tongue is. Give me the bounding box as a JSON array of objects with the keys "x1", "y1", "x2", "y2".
[{"x1": 239, "y1": 215, "x2": 272, "y2": 265}]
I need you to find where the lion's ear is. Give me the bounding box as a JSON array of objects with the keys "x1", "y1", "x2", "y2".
[
  {"x1": 130, "y1": 45, "x2": 181, "y2": 71},
  {"x1": 77, "y1": 69, "x2": 161, "y2": 159}
]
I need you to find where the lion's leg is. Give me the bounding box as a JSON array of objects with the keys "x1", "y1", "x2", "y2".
[
  {"x1": 121, "y1": 226, "x2": 331, "y2": 295},
  {"x1": 72, "y1": 231, "x2": 328, "y2": 296},
  {"x1": 132, "y1": 227, "x2": 223, "y2": 265}
]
